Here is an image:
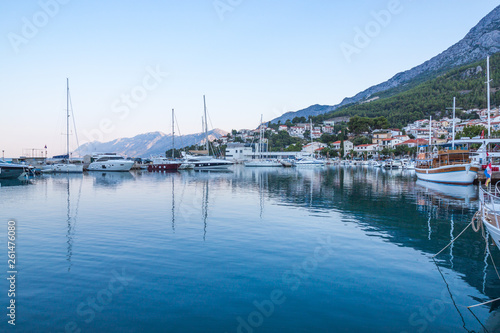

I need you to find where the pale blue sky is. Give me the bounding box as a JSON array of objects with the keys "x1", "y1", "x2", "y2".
[{"x1": 1, "y1": 0, "x2": 498, "y2": 157}]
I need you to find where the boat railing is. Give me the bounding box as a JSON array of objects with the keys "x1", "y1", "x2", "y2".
[{"x1": 480, "y1": 183, "x2": 500, "y2": 228}]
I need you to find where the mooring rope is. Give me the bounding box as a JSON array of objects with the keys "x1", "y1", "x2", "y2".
[{"x1": 432, "y1": 220, "x2": 473, "y2": 258}]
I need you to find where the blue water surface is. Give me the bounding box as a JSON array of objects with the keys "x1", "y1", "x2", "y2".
[{"x1": 0, "y1": 166, "x2": 498, "y2": 332}]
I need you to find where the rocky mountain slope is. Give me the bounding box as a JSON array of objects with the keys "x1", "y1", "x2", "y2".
[{"x1": 75, "y1": 129, "x2": 227, "y2": 158}]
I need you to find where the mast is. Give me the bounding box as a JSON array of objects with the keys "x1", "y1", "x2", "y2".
[
  {"x1": 310, "y1": 118, "x2": 313, "y2": 144},
  {"x1": 66, "y1": 78, "x2": 70, "y2": 164},
  {"x1": 172, "y1": 109, "x2": 175, "y2": 159},
  {"x1": 487, "y1": 56, "x2": 491, "y2": 138},
  {"x1": 203, "y1": 95, "x2": 209, "y2": 154},
  {"x1": 452, "y1": 97, "x2": 456, "y2": 150},
  {"x1": 260, "y1": 114, "x2": 263, "y2": 159},
  {"x1": 429, "y1": 116, "x2": 432, "y2": 149}
]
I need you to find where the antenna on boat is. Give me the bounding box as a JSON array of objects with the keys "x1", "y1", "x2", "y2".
[{"x1": 487, "y1": 56, "x2": 492, "y2": 138}]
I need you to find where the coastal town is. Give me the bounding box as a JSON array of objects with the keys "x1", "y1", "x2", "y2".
[{"x1": 219, "y1": 106, "x2": 500, "y2": 162}]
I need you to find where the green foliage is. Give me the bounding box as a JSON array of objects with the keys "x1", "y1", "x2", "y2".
[
  {"x1": 455, "y1": 125, "x2": 485, "y2": 139},
  {"x1": 319, "y1": 133, "x2": 338, "y2": 144},
  {"x1": 234, "y1": 137, "x2": 244, "y2": 143},
  {"x1": 394, "y1": 145, "x2": 417, "y2": 157},
  {"x1": 347, "y1": 115, "x2": 390, "y2": 134},
  {"x1": 351, "y1": 136, "x2": 372, "y2": 146},
  {"x1": 268, "y1": 131, "x2": 302, "y2": 152},
  {"x1": 292, "y1": 116, "x2": 307, "y2": 124},
  {"x1": 285, "y1": 143, "x2": 303, "y2": 152},
  {"x1": 165, "y1": 149, "x2": 182, "y2": 158}
]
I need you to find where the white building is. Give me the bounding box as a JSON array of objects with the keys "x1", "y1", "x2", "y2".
[
  {"x1": 301, "y1": 142, "x2": 327, "y2": 154},
  {"x1": 354, "y1": 144, "x2": 379, "y2": 154}
]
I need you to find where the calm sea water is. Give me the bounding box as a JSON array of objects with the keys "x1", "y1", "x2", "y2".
[{"x1": 1, "y1": 166, "x2": 499, "y2": 332}]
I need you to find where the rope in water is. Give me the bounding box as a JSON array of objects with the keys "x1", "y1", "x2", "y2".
[{"x1": 432, "y1": 217, "x2": 475, "y2": 259}]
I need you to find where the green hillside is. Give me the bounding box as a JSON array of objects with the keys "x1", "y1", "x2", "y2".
[{"x1": 316, "y1": 53, "x2": 500, "y2": 128}]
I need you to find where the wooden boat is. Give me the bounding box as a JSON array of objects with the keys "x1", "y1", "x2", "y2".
[{"x1": 415, "y1": 148, "x2": 479, "y2": 185}]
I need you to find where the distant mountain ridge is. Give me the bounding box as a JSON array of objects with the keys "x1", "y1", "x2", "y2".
[
  {"x1": 75, "y1": 129, "x2": 227, "y2": 157},
  {"x1": 270, "y1": 5, "x2": 500, "y2": 124}
]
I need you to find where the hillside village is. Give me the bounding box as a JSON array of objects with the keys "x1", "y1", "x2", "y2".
[{"x1": 216, "y1": 106, "x2": 500, "y2": 161}]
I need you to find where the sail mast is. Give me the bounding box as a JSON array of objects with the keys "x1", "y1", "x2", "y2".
[
  {"x1": 487, "y1": 56, "x2": 491, "y2": 138},
  {"x1": 203, "y1": 95, "x2": 209, "y2": 154},
  {"x1": 172, "y1": 109, "x2": 175, "y2": 159},
  {"x1": 66, "y1": 78, "x2": 70, "y2": 164},
  {"x1": 260, "y1": 114, "x2": 263, "y2": 159},
  {"x1": 429, "y1": 116, "x2": 432, "y2": 149},
  {"x1": 452, "y1": 97, "x2": 456, "y2": 150}
]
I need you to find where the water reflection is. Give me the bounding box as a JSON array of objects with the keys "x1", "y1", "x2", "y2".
[
  {"x1": 90, "y1": 171, "x2": 135, "y2": 187},
  {"x1": 0, "y1": 178, "x2": 33, "y2": 187}
]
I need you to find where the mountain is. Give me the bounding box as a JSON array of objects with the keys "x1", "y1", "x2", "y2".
[
  {"x1": 74, "y1": 129, "x2": 228, "y2": 157},
  {"x1": 270, "y1": 5, "x2": 500, "y2": 124},
  {"x1": 320, "y1": 54, "x2": 500, "y2": 127}
]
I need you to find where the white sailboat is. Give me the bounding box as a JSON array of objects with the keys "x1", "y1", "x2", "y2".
[
  {"x1": 245, "y1": 115, "x2": 282, "y2": 167},
  {"x1": 50, "y1": 78, "x2": 83, "y2": 173},
  {"x1": 189, "y1": 96, "x2": 233, "y2": 171}
]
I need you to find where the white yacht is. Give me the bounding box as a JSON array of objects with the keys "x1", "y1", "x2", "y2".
[
  {"x1": 181, "y1": 155, "x2": 232, "y2": 170},
  {"x1": 294, "y1": 157, "x2": 325, "y2": 167},
  {"x1": 87, "y1": 154, "x2": 135, "y2": 172},
  {"x1": 245, "y1": 160, "x2": 282, "y2": 167}
]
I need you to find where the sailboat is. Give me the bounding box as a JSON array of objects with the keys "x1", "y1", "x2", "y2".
[
  {"x1": 245, "y1": 115, "x2": 282, "y2": 167},
  {"x1": 294, "y1": 119, "x2": 325, "y2": 167},
  {"x1": 149, "y1": 109, "x2": 182, "y2": 172},
  {"x1": 50, "y1": 79, "x2": 83, "y2": 173},
  {"x1": 415, "y1": 114, "x2": 479, "y2": 184},
  {"x1": 187, "y1": 96, "x2": 233, "y2": 171}
]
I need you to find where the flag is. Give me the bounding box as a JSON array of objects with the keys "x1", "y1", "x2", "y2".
[
  {"x1": 485, "y1": 162, "x2": 492, "y2": 186},
  {"x1": 481, "y1": 130, "x2": 485, "y2": 139}
]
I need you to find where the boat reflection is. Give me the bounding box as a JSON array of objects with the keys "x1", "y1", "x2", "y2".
[
  {"x1": 90, "y1": 171, "x2": 135, "y2": 187},
  {"x1": 416, "y1": 180, "x2": 478, "y2": 204}
]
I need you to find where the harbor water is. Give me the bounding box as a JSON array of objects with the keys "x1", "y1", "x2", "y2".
[{"x1": 0, "y1": 166, "x2": 499, "y2": 332}]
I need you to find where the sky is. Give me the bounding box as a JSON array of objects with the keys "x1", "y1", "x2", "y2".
[{"x1": 1, "y1": 0, "x2": 499, "y2": 158}]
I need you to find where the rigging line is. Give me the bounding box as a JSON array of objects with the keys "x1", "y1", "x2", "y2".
[
  {"x1": 432, "y1": 258, "x2": 473, "y2": 333},
  {"x1": 68, "y1": 90, "x2": 80, "y2": 153},
  {"x1": 174, "y1": 114, "x2": 185, "y2": 150},
  {"x1": 467, "y1": 308, "x2": 489, "y2": 333}
]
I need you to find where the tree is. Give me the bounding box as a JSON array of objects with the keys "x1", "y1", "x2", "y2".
[
  {"x1": 165, "y1": 148, "x2": 182, "y2": 158},
  {"x1": 348, "y1": 116, "x2": 372, "y2": 134},
  {"x1": 285, "y1": 143, "x2": 303, "y2": 152},
  {"x1": 319, "y1": 133, "x2": 337, "y2": 144},
  {"x1": 373, "y1": 116, "x2": 390, "y2": 129},
  {"x1": 303, "y1": 130, "x2": 311, "y2": 140},
  {"x1": 456, "y1": 125, "x2": 485, "y2": 139},
  {"x1": 234, "y1": 137, "x2": 244, "y2": 143}
]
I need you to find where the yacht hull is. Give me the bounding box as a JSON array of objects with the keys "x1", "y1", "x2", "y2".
[
  {"x1": 0, "y1": 164, "x2": 26, "y2": 179},
  {"x1": 88, "y1": 161, "x2": 134, "y2": 172},
  {"x1": 415, "y1": 164, "x2": 479, "y2": 185},
  {"x1": 51, "y1": 164, "x2": 84, "y2": 173}
]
